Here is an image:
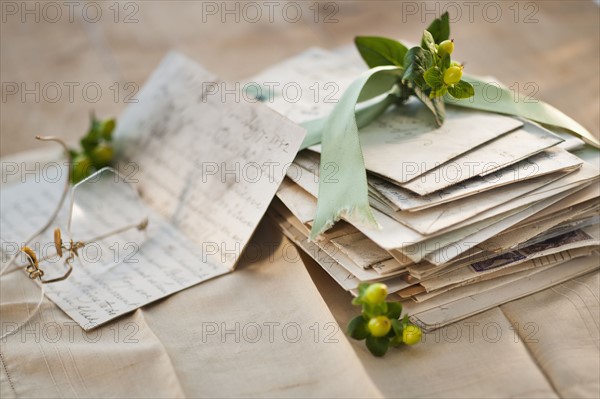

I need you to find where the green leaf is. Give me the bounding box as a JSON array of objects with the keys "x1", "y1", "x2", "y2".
[
  {"x1": 448, "y1": 80, "x2": 475, "y2": 99},
  {"x1": 414, "y1": 86, "x2": 445, "y2": 126},
  {"x1": 89, "y1": 113, "x2": 100, "y2": 133},
  {"x1": 100, "y1": 119, "x2": 116, "y2": 140},
  {"x1": 390, "y1": 335, "x2": 403, "y2": 347},
  {"x1": 391, "y1": 318, "x2": 403, "y2": 336},
  {"x1": 440, "y1": 53, "x2": 451, "y2": 70},
  {"x1": 351, "y1": 297, "x2": 363, "y2": 306},
  {"x1": 402, "y1": 314, "x2": 410, "y2": 327},
  {"x1": 347, "y1": 316, "x2": 369, "y2": 340},
  {"x1": 355, "y1": 36, "x2": 408, "y2": 68},
  {"x1": 80, "y1": 134, "x2": 99, "y2": 155},
  {"x1": 378, "y1": 301, "x2": 388, "y2": 315},
  {"x1": 358, "y1": 283, "x2": 369, "y2": 296},
  {"x1": 357, "y1": 284, "x2": 368, "y2": 296},
  {"x1": 386, "y1": 327, "x2": 397, "y2": 338},
  {"x1": 424, "y1": 67, "x2": 444, "y2": 90},
  {"x1": 426, "y1": 12, "x2": 450, "y2": 43},
  {"x1": 366, "y1": 336, "x2": 389, "y2": 357},
  {"x1": 362, "y1": 301, "x2": 388, "y2": 319},
  {"x1": 420, "y1": 30, "x2": 437, "y2": 55},
  {"x1": 402, "y1": 47, "x2": 433, "y2": 88},
  {"x1": 430, "y1": 86, "x2": 448, "y2": 99},
  {"x1": 386, "y1": 302, "x2": 403, "y2": 319}
]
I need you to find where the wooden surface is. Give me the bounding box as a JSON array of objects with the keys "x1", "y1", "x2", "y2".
[{"x1": 1, "y1": 0, "x2": 599, "y2": 156}]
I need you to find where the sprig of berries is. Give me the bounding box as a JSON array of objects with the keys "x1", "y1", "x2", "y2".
[
  {"x1": 70, "y1": 114, "x2": 116, "y2": 183},
  {"x1": 347, "y1": 283, "x2": 422, "y2": 357},
  {"x1": 354, "y1": 12, "x2": 474, "y2": 126}
]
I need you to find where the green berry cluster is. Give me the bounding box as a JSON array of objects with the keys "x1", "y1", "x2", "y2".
[
  {"x1": 70, "y1": 115, "x2": 116, "y2": 184},
  {"x1": 421, "y1": 35, "x2": 471, "y2": 99},
  {"x1": 402, "y1": 12, "x2": 474, "y2": 101},
  {"x1": 347, "y1": 283, "x2": 422, "y2": 357},
  {"x1": 354, "y1": 12, "x2": 474, "y2": 127}
]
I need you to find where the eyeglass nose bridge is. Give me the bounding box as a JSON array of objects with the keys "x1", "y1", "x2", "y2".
[
  {"x1": 42, "y1": 240, "x2": 84, "y2": 284},
  {"x1": 39, "y1": 259, "x2": 74, "y2": 284},
  {"x1": 20, "y1": 215, "x2": 148, "y2": 285}
]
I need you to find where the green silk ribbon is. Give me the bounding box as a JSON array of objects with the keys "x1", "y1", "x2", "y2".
[
  {"x1": 448, "y1": 75, "x2": 600, "y2": 148},
  {"x1": 301, "y1": 66, "x2": 403, "y2": 239},
  {"x1": 301, "y1": 71, "x2": 599, "y2": 240}
]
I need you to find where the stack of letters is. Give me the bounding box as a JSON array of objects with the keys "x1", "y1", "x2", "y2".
[{"x1": 257, "y1": 48, "x2": 600, "y2": 330}]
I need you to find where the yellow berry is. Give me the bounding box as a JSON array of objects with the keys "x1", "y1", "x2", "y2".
[
  {"x1": 443, "y1": 65, "x2": 463, "y2": 85},
  {"x1": 91, "y1": 143, "x2": 114, "y2": 168},
  {"x1": 438, "y1": 39, "x2": 454, "y2": 56},
  {"x1": 72, "y1": 154, "x2": 93, "y2": 183},
  {"x1": 402, "y1": 324, "x2": 422, "y2": 345},
  {"x1": 363, "y1": 283, "x2": 388, "y2": 305},
  {"x1": 368, "y1": 316, "x2": 392, "y2": 337}
]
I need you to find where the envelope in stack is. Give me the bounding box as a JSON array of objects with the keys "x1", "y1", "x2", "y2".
[{"x1": 252, "y1": 48, "x2": 600, "y2": 331}]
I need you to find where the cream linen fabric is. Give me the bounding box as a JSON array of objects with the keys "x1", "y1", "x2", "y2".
[
  {"x1": 501, "y1": 272, "x2": 600, "y2": 398},
  {"x1": 0, "y1": 223, "x2": 380, "y2": 398},
  {"x1": 303, "y1": 250, "x2": 600, "y2": 398},
  {"x1": 1, "y1": 150, "x2": 599, "y2": 398}
]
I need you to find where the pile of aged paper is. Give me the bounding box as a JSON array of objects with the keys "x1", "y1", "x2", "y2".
[{"x1": 254, "y1": 48, "x2": 600, "y2": 331}]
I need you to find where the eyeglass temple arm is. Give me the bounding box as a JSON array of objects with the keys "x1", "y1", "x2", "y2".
[
  {"x1": 84, "y1": 218, "x2": 149, "y2": 244},
  {"x1": 33, "y1": 136, "x2": 73, "y2": 231},
  {"x1": 14, "y1": 218, "x2": 149, "y2": 274},
  {"x1": 0, "y1": 136, "x2": 72, "y2": 277}
]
